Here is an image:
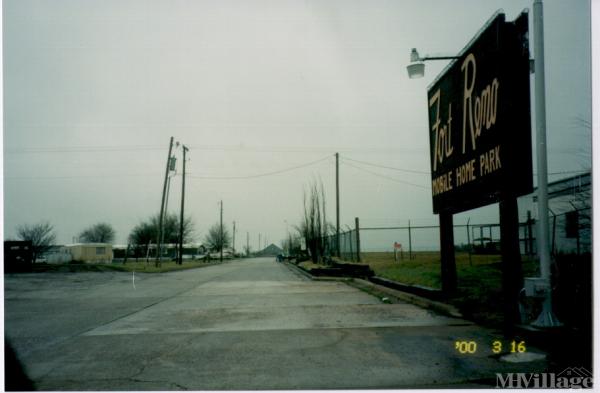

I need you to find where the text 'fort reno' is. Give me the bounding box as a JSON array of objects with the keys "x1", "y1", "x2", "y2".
[{"x1": 429, "y1": 51, "x2": 502, "y2": 197}]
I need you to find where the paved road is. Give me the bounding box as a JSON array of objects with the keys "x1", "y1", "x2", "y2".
[{"x1": 4, "y1": 257, "x2": 546, "y2": 390}]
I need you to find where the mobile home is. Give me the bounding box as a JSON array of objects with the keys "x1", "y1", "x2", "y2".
[{"x1": 67, "y1": 243, "x2": 113, "y2": 263}]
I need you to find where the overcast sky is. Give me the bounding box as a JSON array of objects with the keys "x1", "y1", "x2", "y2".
[{"x1": 2, "y1": 0, "x2": 592, "y2": 250}]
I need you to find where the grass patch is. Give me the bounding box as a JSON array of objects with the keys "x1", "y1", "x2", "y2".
[
  {"x1": 360, "y1": 251, "x2": 444, "y2": 288},
  {"x1": 297, "y1": 260, "x2": 324, "y2": 270},
  {"x1": 355, "y1": 251, "x2": 540, "y2": 327}
]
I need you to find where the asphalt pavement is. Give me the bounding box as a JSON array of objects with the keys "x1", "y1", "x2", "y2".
[{"x1": 4, "y1": 257, "x2": 547, "y2": 390}]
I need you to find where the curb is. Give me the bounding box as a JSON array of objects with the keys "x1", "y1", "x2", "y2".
[
  {"x1": 282, "y1": 261, "x2": 351, "y2": 282},
  {"x1": 282, "y1": 261, "x2": 463, "y2": 319},
  {"x1": 349, "y1": 278, "x2": 463, "y2": 319},
  {"x1": 282, "y1": 260, "x2": 314, "y2": 280},
  {"x1": 369, "y1": 276, "x2": 443, "y2": 300}
]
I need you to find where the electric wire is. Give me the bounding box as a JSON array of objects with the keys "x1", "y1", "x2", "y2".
[
  {"x1": 4, "y1": 173, "x2": 160, "y2": 180},
  {"x1": 341, "y1": 156, "x2": 430, "y2": 174},
  {"x1": 342, "y1": 156, "x2": 588, "y2": 178},
  {"x1": 4, "y1": 145, "x2": 164, "y2": 154},
  {"x1": 5, "y1": 144, "x2": 423, "y2": 155},
  {"x1": 187, "y1": 155, "x2": 331, "y2": 180},
  {"x1": 341, "y1": 161, "x2": 430, "y2": 190},
  {"x1": 4, "y1": 146, "x2": 589, "y2": 181}
]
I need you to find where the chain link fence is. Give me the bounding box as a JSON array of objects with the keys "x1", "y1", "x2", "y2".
[
  {"x1": 322, "y1": 228, "x2": 360, "y2": 262},
  {"x1": 322, "y1": 209, "x2": 590, "y2": 263}
]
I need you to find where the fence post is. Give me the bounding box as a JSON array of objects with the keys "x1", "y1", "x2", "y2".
[
  {"x1": 348, "y1": 230, "x2": 353, "y2": 262},
  {"x1": 408, "y1": 220, "x2": 413, "y2": 260},
  {"x1": 527, "y1": 210, "x2": 534, "y2": 256},
  {"x1": 552, "y1": 215, "x2": 557, "y2": 256},
  {"x1": 466, "y1": 218, "x2": 472, "y2": 267},
  {"x1": 355, "y1": 217, "x2": 361, "y2": 263},
  {"x1": 439, "y1": 211, "x2": 457, "y2": 294},
  {"x1": 575, "y1": 210, "x2": 581, "y2": 255},
  {"x1": 480, "y1": 226, "x2": 484, "y2": 247}
]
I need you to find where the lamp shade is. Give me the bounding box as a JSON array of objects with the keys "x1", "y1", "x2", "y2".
[{"x1": 407, "y1": 62, "x2": 425, "y2": 79}]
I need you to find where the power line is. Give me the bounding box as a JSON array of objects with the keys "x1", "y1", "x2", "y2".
[
  {"x1": 4, "y1": 173, "x2": 159, "y2": 180},
  {"x1": 4, "y1": 145, "x2": 164, "y2": 154},
  {"x1": 4, "y1": 149, "x2": 588, "y2": 181},
  {"x1": 187, "y1": 155, "x2": 331, "y2": 180},
  {"x1": 341, "y1": 161, "x2": 430, "y2": 190},
  {"x1": 341, "y1": 156, "x2": 430, "y2": 175},
  {"x1": 3, "y1": 156, "x2": 328, "y2": 181},
  {"x1": 343, "y1": 156, "x2": 588, "y2": 178},
  {"x1": 4, "y1": 144, "x2": 426, "y2": 155}
]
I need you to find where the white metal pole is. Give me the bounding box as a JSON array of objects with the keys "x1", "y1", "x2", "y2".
[
  {"x1": 532, "y1": 0, "x2": 561, "y2": 327},
  {"x1": 534, "y1": 0, "x2": 550, "y2": 280}
]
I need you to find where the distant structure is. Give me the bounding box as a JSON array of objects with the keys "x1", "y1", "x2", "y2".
[
  {"x1": 4, "y1": 241, "x2": 33, "y2": 271},
  {"x1": 520, "y1": 172, "x2": 591, "y2": 255},
  {"x1": 255, "y1": 244, "x2": 283, "y2": 257},
  {"x1": 38, "y1": 243, "x2": 113, "y2": 264},
  {"x1": 68, "y1": 243, "x2": 113, "y2": 263},
  {"x1": 112, "y1": 243, "x2": 208, "y2": 261}
]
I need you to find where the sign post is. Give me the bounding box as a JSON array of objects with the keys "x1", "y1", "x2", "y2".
[
  {"x1": 425, "y1": 11, "x2": 532, "y2": 322},
  {"x1": 439, "y1": 212, "x2": 457, "y2": 293},
  {"x1": 394, "y1": 242, "x2": 403, "y2": 262}
]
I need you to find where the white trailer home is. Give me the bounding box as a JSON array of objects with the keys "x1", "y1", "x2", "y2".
[{"x1": 67, "y1": 243, "x2": 113, "y2": 263}]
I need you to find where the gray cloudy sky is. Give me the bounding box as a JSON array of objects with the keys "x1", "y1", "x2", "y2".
[{"x1": 2, "y1": 0, "x2": 592, "y2": 249}]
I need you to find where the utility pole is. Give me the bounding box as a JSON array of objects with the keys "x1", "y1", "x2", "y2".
[
  {"x1": 162, "y1": 175, "x2": 171, "y2": 250},
  {"x1": 178, "y1": 145, "x2": 188, "y2": 265},
  {"x1": 335, "y1": 152, "x2": 340, "y2": 258},
  {"x1": 246, "y1": 231, "x2": 250, "y2": 257},
  {"x1": 232, "y1": 221, "x2": 236, "y2": 256},
  {"x1": 220, "y1": 200, "x2": 223, "y2": 263},
  {"x1": 156, "y1": 136, "x2": 174, "y2": 267},
  {"x1": 161, "y1": 156, "x2": 177, "y2": 255},
  {"x1": 258, "y1": 233, "x2": 261, "y2": 252}
]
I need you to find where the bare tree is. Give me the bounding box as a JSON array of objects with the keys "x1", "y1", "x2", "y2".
[
  {"x1": 297, "y1": 179, "x2": 332, "y2": 264},
  {"x1": 16, "y1": 221, "x2": 56, "y2": 263},
  {"x1": 78, "y1": 222, "x2": 116, "y2": 243},
  {"x1": 204, "y1": 223, "x2": 231, "y2": 252},
  {"x1": 281, "y1": 232, "x2": 302, "y2": 255}
]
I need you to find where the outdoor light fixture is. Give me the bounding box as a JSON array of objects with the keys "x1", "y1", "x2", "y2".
[
  {"x1": 407, "y1": 49, "x2": 425, "y2": 78},
  {"x1": 406, "y1": 48, "x2": 460, "y2": 79}
]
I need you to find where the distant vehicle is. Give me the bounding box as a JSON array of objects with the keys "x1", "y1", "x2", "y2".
[{"x1": 209, "y1": 251, "x2": 233, "y2": 260}]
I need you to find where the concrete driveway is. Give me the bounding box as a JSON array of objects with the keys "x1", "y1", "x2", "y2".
[{"x1": 4, "y1": 257, "x2": 546, "y2": 390}]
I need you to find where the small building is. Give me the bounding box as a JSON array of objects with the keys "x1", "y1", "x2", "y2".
[
  {"x1": 255, "y1": 244, "x2": 284, "y2": 257},
  {"x1": 4, "y1": 241, "x2": 33, "y2": 271},
  {"x1": 67, "y1": 243, "x2": 113, "y2": 263},
  {"x1": 519, "y1": 172, "x2": 591, "y2": 255},
  {"x1": 44, "y1": 245, "x2": 73, "y2": 263}
]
